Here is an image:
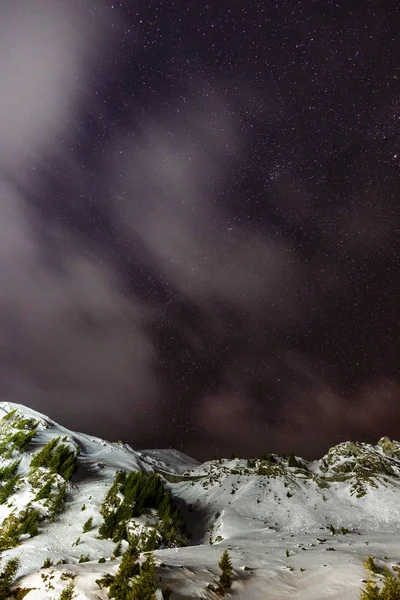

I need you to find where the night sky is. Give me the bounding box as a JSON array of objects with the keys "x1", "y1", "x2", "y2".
[{"x1": 0, "y1": 0, "x2": 399, "y2": 460}]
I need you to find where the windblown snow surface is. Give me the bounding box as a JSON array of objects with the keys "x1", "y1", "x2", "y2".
[{"x1": 1, "y1": 401, "x2": 400, "y2": 599}]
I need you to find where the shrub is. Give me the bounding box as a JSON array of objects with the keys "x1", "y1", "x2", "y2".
[
  {"x1": 260, "y1": 453, "x2": 275, "y2": 463},
  {"x1": 42, "y1": 557, "x2": 53, "y2": 568},
  {"x1": 364, "y1": 556, "x2": 382, "y2": 575},
  {"x1": 96, "y1": 573, "x2": 114, "y2": 589},
  {"x1": 14, "y1": 587, "x2": 35, "y2": 599},
  {"x1": 78, "y1": 554, "x2": 90, "y2": 563},
  {"x1": 341, "y1": 526, "x2": 349, "y2": 535},
  {"x1": 60, "y1": 571, "x2": 75, "y2": 579},
  {"x1": 59, "y1": 582, "x2": 76, "y2": 600}
]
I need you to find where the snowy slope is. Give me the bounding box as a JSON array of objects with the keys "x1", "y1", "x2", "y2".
[{"x1": 0, "y1": 401, "x2": 399, "y2": 599}]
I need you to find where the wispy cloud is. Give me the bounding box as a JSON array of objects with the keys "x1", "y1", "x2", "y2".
[{"x1": 0, "y1": 1, "x2": 158, "y2": 438}]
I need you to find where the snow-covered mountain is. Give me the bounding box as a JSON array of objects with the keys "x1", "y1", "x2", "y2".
[{"x1": 0, "y1": 401, "x2": 400, "y2": 599}]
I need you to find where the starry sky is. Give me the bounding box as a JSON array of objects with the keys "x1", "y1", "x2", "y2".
[{"x1": 0, "y1": 0, "x2": 399, "y2": 460}]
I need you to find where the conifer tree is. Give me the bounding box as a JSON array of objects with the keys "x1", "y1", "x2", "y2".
[
  {"x1": 30, "y1": 437, "x2": 60, "y2": 468},
  {"x1": 360, "y1": 562, "x2": 400, "y2": 599},
  {"x1": 288, "y1": 453, "x2": 299, "y2": 468},
  {"x1": 35, "y1": 478, "x2": 53, "y2": 501},
  {"x1": 83, "y1": 516, "x2": 93, "y2": 533},
  {"x1": 0, "y1": 557, "x2": 19, "y2": 598},
  {"x1": 143, "y1": 529, "x2": 158, "y2": 552},
  {"x1": 128, "y1": 554, "x2": 157, "y2": 600},
  {"x1": 381, "y1": 568, "x2": 400, "y2": 598},
  {"x1": 218, "y1": 549, "x2": 233, "y2": 589},
  {"x1": 360, "y1": 578, "x2": 380, "y2": 600},
  {"x1": 0, "y1": 459, "x2": 20, "y2": 482},
  {"x1": 49, "y1": 484, "x2": 67, "y2": 519},
  {"x1": 18, "y1": 508, "x2": 40, "y2": 537},
  {"x1": 108, "y1": 544, "x2": 140, "y2": 600},
  {"x1": 113, "y1": 540, "x2": 123, "y2": 557},
  {"x1": 0, "y1": 475, "x2": 20, "y2": 504}
]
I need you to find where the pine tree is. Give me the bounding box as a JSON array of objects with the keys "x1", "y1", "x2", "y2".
[
  {"x1": 364, "y1": 556, "x2": 380, "y2": 575},
  {"x1": 381, "y1": 568, "x2": 400, "y2": 598},
  {"x1": 360, "y1": 577, "x2": 380, "y2": 600},
  {"x1": 143, "y1": 529, "x2": 158, "y2": 552},
  {"x1": 59, "y1": 453, "x2": 78, "y2": 480},
  {"x1": 0, "y1": 475, "x2": 20, "y2": 504},
  {"x1": 49, "y1": 484, "x2": 67, "y2": 519},
  {"x1": 0, "y1": 459, "x2": 20, "y2": 482},
  {"x1": 218, "y1": 549, "x2": 233, "y2": 589},
  {"x1": 128, "y1": 554, "x2": 157, "y2": 600},
  {"x1": 18, "y1": 508, "x2": 40, "y2": 537},
  {"x1": 30, "y1": 437, "x2": 60, "y2": 468},
  {"x1": 113, "y1": 540, "x2": 122, "y2": 557},
  {"x1": 35, "y1": 478, "x2": 53, "y2": 501},
  {"x1": 359, "y1": 563, "x2": 400, "y2": 599},
  {"x1": 82, "y1": 516, "x2": 93, "y2": 532},
  {"x1": 0, "y1": 557, "x2": 19, "y2": 598},
  {"x1": 109, "y1": 544, "x2": 140, "y2": 600},
  {"x1": 288, "y1": 453, "x2": 299, "y2": 468}
]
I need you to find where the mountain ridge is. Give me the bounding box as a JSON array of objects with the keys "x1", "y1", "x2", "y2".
[{"x1": 0, "y1": 401, "x2": 400, "y2": 599}]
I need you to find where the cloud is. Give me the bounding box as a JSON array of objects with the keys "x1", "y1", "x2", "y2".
[
  {"x1": 0, "y1": 0, "x2": 159, "y2": 439},
  {"x1": 0, "y1": 185, "x2": 155, "y2": 437},
  {"x1": 111, "y1": 90, "x2": 314, "y2": 325},
  {"x1": 0, "y1": 0, "x2": 108, "y2": 175}
]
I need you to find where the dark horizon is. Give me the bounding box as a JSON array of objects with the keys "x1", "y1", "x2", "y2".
[{"x1": 0, "y1": 1, "x2": 399, "y2": 462}]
